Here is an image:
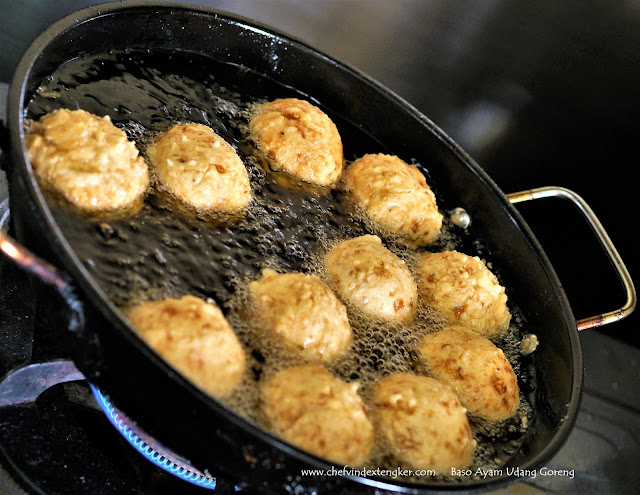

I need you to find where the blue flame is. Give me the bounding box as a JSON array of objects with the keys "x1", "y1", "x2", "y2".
[{"x1": 89, "y1": 384, "x2": 217, "y2": 490}]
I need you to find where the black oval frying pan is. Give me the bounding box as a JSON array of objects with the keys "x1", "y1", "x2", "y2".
[{"x1": 0, "y1": 2, "x2": 635, "y2": 493}]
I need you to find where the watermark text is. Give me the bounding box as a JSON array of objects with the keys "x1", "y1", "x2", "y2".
[{"x1": 300, "y1": 466, "x2": 436, "y2": 479}]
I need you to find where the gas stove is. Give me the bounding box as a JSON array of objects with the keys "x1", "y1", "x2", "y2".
[{"x1": 0, "y1": 81, "x2": 639, "y2": 495}]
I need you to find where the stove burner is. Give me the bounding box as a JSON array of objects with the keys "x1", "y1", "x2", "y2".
[
  {"x1": 0, "y1": 360, "x2": 221, "y2": 491},
  {"x1": 90, "y1": 385, "x2": 217, "y2": 490}
]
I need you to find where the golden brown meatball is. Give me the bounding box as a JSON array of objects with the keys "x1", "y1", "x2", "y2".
[
  {"x1": 248, "y1": 98, "x2": 344, "y2": 185},
  {"x1": 343, "y1": 153, "x2": 442, "y2": 246},
  {"x1": 417, "y1": 325, "x2": 519, "y2": 421},
  {"x1": 373, "y1": 373, "x2": 476, "y2": 473},
  {"x1": 260, "y1": 364, "x2": 373, "y2": 466},
  {"x1": 325, "y1": 235, "x2": 417, "y2": 323},
  {"x1": 249, "y1": 269, "x2": 352, "y2": 362},
  {"x1": 147, "y1": 123, "x2": 251, "y2": 212},
  {"x1": 417, "y1": 250, "x2": 511, "y2": 337},
  {"x1": 25, "y1": 109, "x2": 149, "y2": 212},
  {"x1": 126, "y1": 295, "x2": 245, "y2": 398}
]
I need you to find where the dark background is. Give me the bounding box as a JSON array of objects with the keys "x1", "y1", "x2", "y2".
[{"x1": 1, "y1": 0, "x2": 638, "y2": 347}]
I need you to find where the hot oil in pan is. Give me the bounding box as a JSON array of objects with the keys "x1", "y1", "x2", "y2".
[{"x1": 27, "y1": 49, "x2": 535, "y2": 483}]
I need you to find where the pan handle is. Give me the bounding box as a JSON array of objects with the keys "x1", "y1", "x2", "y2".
[
  {"x1": 0, "y1": 226, "x2": 85, "y2": 334},
  {"x1": 507, "y1": 186, "x2": 636, "y2": 331}
]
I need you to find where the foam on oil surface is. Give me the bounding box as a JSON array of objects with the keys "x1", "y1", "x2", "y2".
[{"x1": 27, "y1": 48, "x2": 535, "y2": 482}]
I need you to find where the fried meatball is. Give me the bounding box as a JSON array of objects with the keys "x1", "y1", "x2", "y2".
[
  {"x1": 325, "y1": 235, "x2": 417, "y2": 323},
  {"x1": 249, "y1": 269, "x2": 352, "y2": 362},
  {"x1": 147, "y1": 123, "x2": 251, "y2": 212},
  {"x1": 260, "y1": 364, "x2": 373, "y2": 466},
  {"x1": 343, "y1": 154, "x2": 442, "y2": 246},
  {"x1": 417, "y1": 325, "x2": 519, "y2": 421},
  {"x1": 25, "y1": 109, "x2": 149, "y2": 212},
  {"x1": 126, "y1": 295, "x2": 245, "y2": 398},
  {"x1": 373, "y1": 373, "x2": 476, "y2": 473},
  {"x1": 249, "y1": 98, "x2": 344, "y2": 185},
  {"x1": 417, "y1": 250, "x2": 511, "y2": 337}
]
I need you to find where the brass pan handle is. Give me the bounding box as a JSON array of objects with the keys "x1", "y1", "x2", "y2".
[
  {"x1": 0, "y1": 204, "x2": 85, "y2": 334},
  {"x1": 507, "y1": 186, "x2": 636, "y2": 331},
  {"x1": 0, "y1": 225, "x2": 70, "y2": 291}
]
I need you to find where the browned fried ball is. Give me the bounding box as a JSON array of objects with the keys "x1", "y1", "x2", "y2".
[
  {"x1": 147, "y1": 123, "x2": 251, "y2": 212},
  {"x1": 249, "y1": 98, "x2": 344, "y2": 185},
  {"x1": 417, "y1": 250, "x2": 511, "y2": 337},
  {"x1": 126, "y1": 295, "x2": 246, "y2": 398},
  {"x1": 343, "y1": 153, "x2": 442, "y2": 245},
  {"x1": 249, "y1": 269, "x2": 352, "y2": 362},
  {"x1": 260, "y1": 364, "x2": 374, "y2": 466},
  {"x1": 417, "y1": 325, "x2": 520, "y2": 421},
  {"x1": 25, "y1": 109, "x2": 149, "y2": 212},
  {"x1": 373, "y1": 373, "x2": 476, "y2": 473},
  {"x1": 325, "y1": 235, "x2": 418, "y2": 323}
]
